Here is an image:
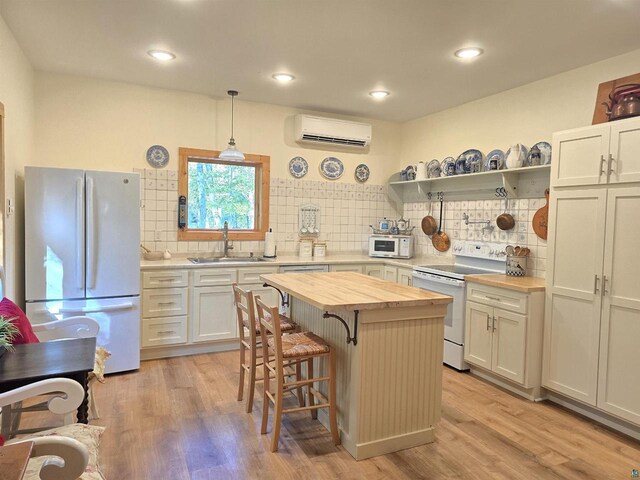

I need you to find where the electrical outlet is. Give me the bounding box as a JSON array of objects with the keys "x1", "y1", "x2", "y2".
[{"x1": 6, "y1": 198, "x2": 14, "y2": 216}]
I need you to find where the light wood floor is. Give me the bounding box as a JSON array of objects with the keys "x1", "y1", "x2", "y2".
[{"x1": 81, "y1": 352, "x2": 639, "y2": 479}]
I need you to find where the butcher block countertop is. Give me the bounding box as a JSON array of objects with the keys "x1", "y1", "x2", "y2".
[
  {"x1": 465, "y1": 274, "x2": 546, "y2": 293},
  {"x1": 260, "y1": 271, "x2": 452, "y2": 311}
]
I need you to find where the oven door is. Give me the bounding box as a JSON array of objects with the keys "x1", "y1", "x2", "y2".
[
  {"x1": 369, "y1": 236, "x2": 398, "y2": 257},
  {"x1": 412, "y1": 271, "x2": 465, "y2": 344}
]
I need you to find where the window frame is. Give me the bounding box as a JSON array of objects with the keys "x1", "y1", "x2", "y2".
[{"x1": 177, "y1": 147, "x2": 270, "y2": 241}]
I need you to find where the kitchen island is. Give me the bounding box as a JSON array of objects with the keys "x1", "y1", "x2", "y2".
[{"x1": 260, "y1": 271, "x2": 452, "y2": 460}]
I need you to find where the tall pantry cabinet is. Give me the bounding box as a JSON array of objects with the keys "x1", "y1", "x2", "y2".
[{"x1": 543, "y1": 116, "x2": 640, "y2": 426}]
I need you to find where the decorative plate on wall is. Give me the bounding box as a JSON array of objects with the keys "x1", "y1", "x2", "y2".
[
  {"x1": 146, "y1": 145, "x2": 170, "y2": 168},
  {"x1": 456, "y1": 149, "x2": 483, "y2": 174},
  {"x1": 288, "y1": 156, "x2": 308, "y2": 178},
  {"x1": 320, "y1": 157, "x2": 344, "y2": 180},
  {"x1": 354, "y1": 164, "x2": 370, "y2": 182}
]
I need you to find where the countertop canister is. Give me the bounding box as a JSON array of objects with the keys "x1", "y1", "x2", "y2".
[
  {"x1": 299, "y1": 239, "x2": 313, "y2": 258},
  {"x1": 313, "y1": 241, "x2": 326, "y2": 258}
]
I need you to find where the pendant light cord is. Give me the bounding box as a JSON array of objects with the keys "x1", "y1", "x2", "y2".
[{"x1": 230, "y1": 93, "x2": 235, "y2": 144}]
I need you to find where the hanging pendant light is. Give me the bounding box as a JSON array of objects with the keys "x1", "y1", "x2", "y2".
[{"x1": 219, "y1": 90, "x2": 245, "y2": 161}]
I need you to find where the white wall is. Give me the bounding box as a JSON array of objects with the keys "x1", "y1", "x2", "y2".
[
  {"x1": 34, "y1": 73, "x2": 401, "y2": 185},
  {"x1": 400, "y1": 48, "x2": 640, "y2": 167},
  {"x1": 0, "y1": 15, "x2": 35, "y2": 303}
]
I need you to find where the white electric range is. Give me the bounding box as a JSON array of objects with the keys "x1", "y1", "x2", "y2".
[{"x1": 412, "y1": 241, "x2": 507, "y2": 370}]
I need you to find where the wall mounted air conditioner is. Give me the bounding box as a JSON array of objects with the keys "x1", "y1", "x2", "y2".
[{"x1": 294, "y1": 115, "x2": 372, "y2": 149}]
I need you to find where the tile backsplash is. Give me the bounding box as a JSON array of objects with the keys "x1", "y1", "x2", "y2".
[
  {"x1": 137, "y1": 168, "x2": 546, "y2": 278},
  {"x1": 138, "y1": 169, "x2": 398, "y2": 256},
  {"x1": 403, "y1": 198, "x2": 547, "y2": 278}
]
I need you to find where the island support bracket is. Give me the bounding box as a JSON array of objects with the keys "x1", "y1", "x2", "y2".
[
  {"x1": 262, "y1": 283, "x2": 289, "y2": 308},
  {"x1": 323, "y1": 310, "x2": 359, "y2": 346}
]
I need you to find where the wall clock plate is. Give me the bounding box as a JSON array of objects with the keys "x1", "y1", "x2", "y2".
[{"x1": 146, "y1": 145, "x2": 170, "y2": 168}]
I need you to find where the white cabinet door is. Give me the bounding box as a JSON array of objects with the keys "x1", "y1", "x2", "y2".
[
  {"x1": 383, "y1": 265, "x2": 397, "y2": 283},
  {"x1": 491, "y1": 308, "x2": 526, "y2": 384},
  {"x1": 330, "y1": 264, "x2": 364, "y2": 273},
  {"x1": 609, "y1": 116, "x2": 640, "y2": 185},
  {"x1": 191, "y1": 286, "x2": 236, "y2": 343},
  {"x1": 597, "y1": 188, "x2": 640, "y2": 424},
  {"x1": 364, "y1": 264, "x2": 384, "y2": 279},
  {"x1": 397, "y1": 267, "x2": 413, "y2": 286},
  {"x1": 464, "y1": 301, "x2": 493, "y2": 370},
  {"x1": 551, "y1": 124, "x2": 609, "y2": 187},
  {"x1": 542, "y1": 189, "x2": 607, "y2": 406}
]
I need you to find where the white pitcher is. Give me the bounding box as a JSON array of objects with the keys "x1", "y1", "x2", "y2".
[
  {"x1": 415, "y1": 161, "x2": 428, "y2": 180},
  {"x1": 506, "y1": 144, "x2": 526, "y2": 169}
]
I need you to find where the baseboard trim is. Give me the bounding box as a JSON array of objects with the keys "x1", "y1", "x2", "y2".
[
  {"x1": 141, "y1": 341, "x2": 238, "y2": 360},
  {"x1": 546, "y1": 391, "x2": 640, "y2": 441},
  {"x1": 470, "y1": 367, "x2": 545, "y2": 402}
]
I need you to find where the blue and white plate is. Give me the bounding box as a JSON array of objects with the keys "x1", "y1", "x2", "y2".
[
  {"x1": 456, "y1": 149, "x2": 483, "y2": 174},
  {"x1": 354, "y1": 164, "x2": 370, "y2": 183},
  {"x1": 320, "y1": 157, "x2": 344, "y2": 180},
  {"x1": 441, "y1": 157, "x2": 456, "y2": 177},
  {"x1": 146, "y1": 145, "x2": 170, "y2": 168},
  {"x1": 529, "y1": 141, "x2": 552, "y2": 166},
  {"x1": 484, "y1": 149, "x2": 505, "y2": 171},
  {"x1": 289, "y1": 156, "x2": 308, "y2": 178},
  {"x1": 427, "y1": 159, "x2": 441, "y2": 178}
]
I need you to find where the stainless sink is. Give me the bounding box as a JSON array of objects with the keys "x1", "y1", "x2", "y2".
[{"x1": 188, "y1": 256, "x2": 267, "y2": 264}]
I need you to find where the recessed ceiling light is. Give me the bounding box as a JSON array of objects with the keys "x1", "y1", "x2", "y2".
[
  {"x1": 147, "y1": 50, "x2": 176, "y2": 61},
  {"x1": 369, "y1": 90, "x2": 390, "y2": 99},
  {"x1": 454, "y1": 47, "x2": 484, "y2": 59},
  {"x1": 272, "y1": 73, "x2": 295, "y2": 82}
]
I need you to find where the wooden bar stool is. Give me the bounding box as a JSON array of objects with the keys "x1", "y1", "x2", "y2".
[
  {"x1": 255, "y1": 296, "x2": 340, "y2": 452},
  {"x1": 232, "y1": 284, "x2": 301, "y2": 413}
]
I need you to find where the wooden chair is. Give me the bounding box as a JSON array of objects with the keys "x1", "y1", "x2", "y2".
[
  {"x1": 2, "y1": 316, "x2": 101, "y2": 439},
  {"x1": 255, "y1": 296, "x2": 340, "y2": 452},
  {"x1": 232, "y1": 284, "x2": 301, "y2": 413},
  {"x1": 0, "y1": 378, "x2": 90, "y2": 480}
]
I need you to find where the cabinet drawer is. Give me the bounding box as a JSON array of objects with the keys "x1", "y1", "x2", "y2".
[
  {"x1": 467, "y1": 283, "x2": 528, "y2": 315},
  {"x1": 142, "y1": 270, "x2": 188, "y2": 289},
  {"x1": 141, "y1": 316, "x2": 187, "y2": 348},
  {"x1": 330, "y1": 264, "x2": 364, "y2": 273},
  {"x1": 237, "y1": 266, "x2": 279, "y2": 284},
  {"x1": 142, "y1": 288, "x2": 188, "y2": 317},
  {"x1": 192, "y1": 268, "x2": 237, "y2": 287}
]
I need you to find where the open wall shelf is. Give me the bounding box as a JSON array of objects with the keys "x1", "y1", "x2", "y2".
[{"x1": 388, "y1": 165, "x2": 551, "y2": 205}]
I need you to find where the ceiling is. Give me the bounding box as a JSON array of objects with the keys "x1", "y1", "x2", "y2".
[{"x1": 2, "y1": 0, "x2": 640, "y2": 123}]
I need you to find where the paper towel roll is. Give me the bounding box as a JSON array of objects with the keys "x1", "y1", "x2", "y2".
[{"x1": 264, "y1": 230, "x2": 276, "y2": 258}]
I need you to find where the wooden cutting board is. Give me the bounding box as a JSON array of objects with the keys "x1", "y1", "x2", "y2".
[{"x1": 532, "y1": 189, "x2": 549, "y2": 240}]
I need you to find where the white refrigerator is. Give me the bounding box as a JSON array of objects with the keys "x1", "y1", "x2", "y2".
[{"x1": 25, "y1": 167, "x2": 141, "y2": 373}]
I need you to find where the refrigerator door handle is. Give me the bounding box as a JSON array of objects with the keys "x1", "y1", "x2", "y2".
[
  {"x1": 76, "y1": 178, "x2": 84, "y2": 290},
  {"x1": 86, "y1": 176, "x2": 96, "y2": 290},
  {"x1": 59, "y1": 302, "x2": 135, "y2": 314}
]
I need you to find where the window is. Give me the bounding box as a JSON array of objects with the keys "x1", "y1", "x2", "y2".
[{"x1": 178, "y1": 147, "x2": 270, "y2": 241}]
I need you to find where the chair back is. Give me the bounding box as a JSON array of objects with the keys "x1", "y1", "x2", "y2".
[
  {"x1": 32, "y1": 316, "x2": 99, "y2": 342},
  {"x1": 232, "y1": 283, "x2": 258, "y2": 345},
  {"x1": 255, "y1": 296, "x2": 283, "y2": 359}
]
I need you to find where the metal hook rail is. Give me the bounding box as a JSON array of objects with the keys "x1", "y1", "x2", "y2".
[{"x1": 462, "y1": 212, "x2": 494, "y2": 232}]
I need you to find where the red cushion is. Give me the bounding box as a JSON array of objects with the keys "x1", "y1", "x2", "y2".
[{"x1": 0, "y1": 297, "x2": 39, "y2": 345}]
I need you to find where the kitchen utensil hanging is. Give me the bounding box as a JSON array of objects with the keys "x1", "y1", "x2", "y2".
[
  {"x1": 432, "y1": 192, "x2": 451, "y2": 252},
  {"x1": 532, "y1": 189, "x2": 549, "y2": 240},
  {"x1": 495, "y1": 187, "x2": 515, "y2": 231},
  {"x1": 421, "y1": 192, "x2": 438, "y2": 236}
]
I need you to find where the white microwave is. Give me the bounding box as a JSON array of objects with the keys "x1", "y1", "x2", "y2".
[{"x1": 368, "y1": 234, "x2": 413, "y2": 259}]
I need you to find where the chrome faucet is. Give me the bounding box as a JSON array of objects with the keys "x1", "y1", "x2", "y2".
[{"x1": 222, "y1": 221, "x2": 234, "y2": 258}]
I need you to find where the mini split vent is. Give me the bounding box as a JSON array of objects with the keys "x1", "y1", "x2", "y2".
[{"x1": 294, "y1": 115, "x2": 372, "y2": 149}]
